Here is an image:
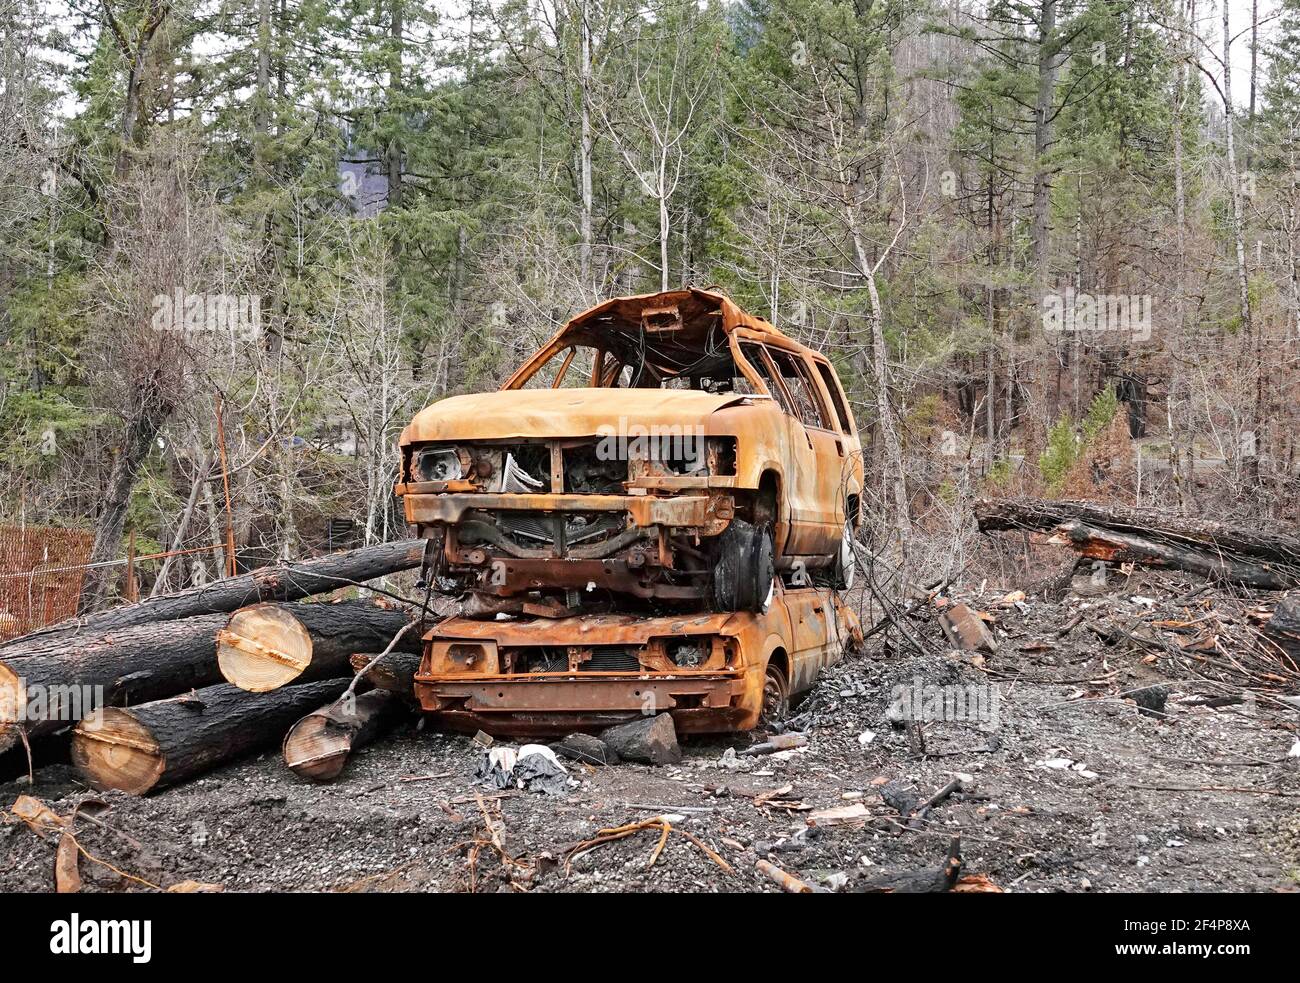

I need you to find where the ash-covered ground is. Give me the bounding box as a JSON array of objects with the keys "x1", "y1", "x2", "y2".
[{"x1": 3, "y1": 571, "x2": 1299, "y2": 893}]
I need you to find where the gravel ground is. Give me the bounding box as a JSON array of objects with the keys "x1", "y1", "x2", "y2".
[{"x1": 3, "y1": 574, "x2": 1298, "y2": 893}]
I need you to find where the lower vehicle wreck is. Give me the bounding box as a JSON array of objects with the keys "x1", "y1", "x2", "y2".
[{"x1": 415, "y1": 586, "x2": 863, "y2": 737}]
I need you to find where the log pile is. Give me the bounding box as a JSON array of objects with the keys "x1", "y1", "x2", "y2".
[
  {"x1": 975, "y1": 498, "x2": 1300, "y2": 590},
  {"x1": 72, "y1": 680, "x2": 353, "y2": 795},
  {"x1": 0, "y1": 541, "x2": 430, "y2": 792}
]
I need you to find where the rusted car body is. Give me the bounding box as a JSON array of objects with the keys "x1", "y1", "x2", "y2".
[
  {"x1": 414, "y1": 586, "x2": 861, "y2": 737},
  {"x1": 396, "y1": 289, "x2": 864, "y2": 612}
]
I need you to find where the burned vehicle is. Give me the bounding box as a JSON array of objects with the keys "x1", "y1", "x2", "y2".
[
  {"x1": 396, "y1": 289, "x2": 864, "y2": 612},
  {"x1": 415, "y1": 586, "x2": 861, "y2": 736}
]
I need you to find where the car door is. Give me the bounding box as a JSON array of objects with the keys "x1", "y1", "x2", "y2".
[
  {"x1": 763, "y1": 345, "x2": 847, "y2": 559},
  {"x1": 734, "y1": 341, "x2": 824, "y2": 558},
  {"x1": 780, "y1": 588, "x2": 845, "y2": 695}
]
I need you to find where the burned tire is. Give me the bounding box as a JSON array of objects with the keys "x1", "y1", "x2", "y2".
[
  {"x1": 760, "y1": 661, "x2": 790, "y2": 726},
  {"x1": 711, "y1": 519, "x2": 775, "y2": 613}
]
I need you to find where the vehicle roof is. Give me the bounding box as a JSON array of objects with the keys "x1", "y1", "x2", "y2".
[
  {"x1": 504, "y1": 288, "x2": 806, "y2": 389},
  {"x1": 565, "y1": 288, "x2": 790, "y2": 343}
]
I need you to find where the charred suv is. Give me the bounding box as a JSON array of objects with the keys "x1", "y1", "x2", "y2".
[{"x1": 396, "y1": 289, "x2": 864, "y2": 613}]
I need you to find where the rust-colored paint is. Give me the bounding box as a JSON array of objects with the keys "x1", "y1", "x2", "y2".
[
  {"x1": 395, "y1": 289, "x2": 865, "y2": 599},
  {"x1": 414, "y1": 587, "x2": 860, "y2": 737}
]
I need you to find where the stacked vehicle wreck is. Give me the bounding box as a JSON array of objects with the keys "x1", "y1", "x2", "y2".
[{"x1": 396, "y1": 289, "x2": 865, "y2": 737}]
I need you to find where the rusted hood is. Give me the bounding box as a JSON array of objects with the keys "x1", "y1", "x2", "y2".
[
  {"x1": 429, "y1": 609, "x2": 747, "y2": 645},
  {"x1": 401, "y1": 388, "x2": 748, "y2": 444}
]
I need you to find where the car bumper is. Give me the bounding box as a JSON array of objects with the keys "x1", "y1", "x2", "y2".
[
  {"x1": 402, "y1": 492, "x2": 725, "y2": 528},
  {"x1": 415, "y1": 670, "x2": 760, "y2": 737}
]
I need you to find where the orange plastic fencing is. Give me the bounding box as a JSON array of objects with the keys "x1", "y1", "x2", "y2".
[{"x1": 0, "y1": 526, "x2": 94, "y2": 642}]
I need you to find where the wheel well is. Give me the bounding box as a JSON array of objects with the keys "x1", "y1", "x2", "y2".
[{"x1": 765, "y1": 646, "x2": 790, "y2": 683}]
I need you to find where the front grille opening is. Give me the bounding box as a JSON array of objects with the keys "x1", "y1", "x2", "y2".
[
  {"x1": 563, "y1": 443, "x2": 628, "y2": 494},
  {"x1": 502, "y1": 645, "x2": 644, "y2": 673},
  {"x1": 581, "y1": 647, "x2": 641, "y2": 672}
]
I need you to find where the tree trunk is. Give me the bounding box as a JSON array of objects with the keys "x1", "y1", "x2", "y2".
[
  {"x1": 1031, "y1": 0, "x2": 1059, "y2": 293},
  {"x1": 282, "y1": 689, "x2": 407, "y2": 782},
  {"x1": 7, "y1": 539, "x2": 425, "y2": 651},
  {"x1": 0, "y1": 613, "x2": 230, "y2": 753},
  {"x1": 578, "y1": 0, "x2": 594, "y2": 291},
  {"x1": 78, "y1": 380, "x2": 174, "y2": 612},
  {"x1": 1222, "y1": 1, "x2": 1253, "y2": 341},
  {"x1": 217, "y1": 601, "x2": 420, "y2": 692},
  {"x1": 386, "y1": 0, "x2": 404, "y2": 210},
  {"x1": 349, "y1": 649, "x2": 421, "y2": 698},
  {"x1": 71, "y1": 679, "x2": 349, "y2": 795},
  {"x1": 151, "y1": 451, "x2": 212, "y2": 596}
]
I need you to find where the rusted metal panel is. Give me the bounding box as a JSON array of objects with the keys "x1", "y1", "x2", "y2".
[
  {"x1": 394, "y1": 289, "x2": 865, "y2": 607},
  {"x1": 402, "y1": 389, "x2": 750, "y2": 445},
  {"x1": 414, "y1": 586, "x2": 856, "y2": 736},
  {"x1": 402, "y1": 491, "x2": 713, "y2": 528},
  {"x1": 0, "y1": 526, "x2": 94, "y2": 641}
]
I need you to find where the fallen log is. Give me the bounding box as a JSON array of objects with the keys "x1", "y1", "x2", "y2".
[
  {"x1": 976, "y1": 499, "x2": 1300, "y2": 588},
  {"x1": 0, "y1": 613, "x2": 230, "y2": 754},
  {"x1": 349, "y1": 650, "x2": 422, "y2": 698},
  {"x1": 282, "y1": 690, "x2": 407, "y2": 782},
  {"x1": 217, "y1": 601, "x2": 421, "y2": 692},
  {"x1": 976, "y1": 499, "x2": 1300, "y2": 564},
  {"x1": 71, "y1": 679, "x2": 349, "y2": 795},
  {"x1": 2, "y1": 539, "x2": 427, "y2": 655},
  {"x1": 1049, "y1": 520, "x2": 1294, "y2": 590}
]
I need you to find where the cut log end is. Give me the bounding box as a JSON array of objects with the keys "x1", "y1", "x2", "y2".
[
  {"x1": 282, "y1": 714, "x2": 350, "y2": 782},
  {"x1": 71, "y1": 708, "x2": 165, "y2": 796},
  {"x1": 217, "y1": 604, "x2": 314, "y2": 692},
  {"x1": 0, "y1": 662, "x2": 23, "y2": 754},
  {"x1": 282, "y1": 690, "x2": 406, "y2": 783}
]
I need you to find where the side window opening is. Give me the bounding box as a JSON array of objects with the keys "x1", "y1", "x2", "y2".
[
  {"x1": 738, "y1": 342, "x2": 794, "y2": 414},
  {"x1": 813, "y1": 360, "x2": 853, "y2": 433},
  {"x1": 766, "y1": 348, "x2": 831, "y2": 430}
]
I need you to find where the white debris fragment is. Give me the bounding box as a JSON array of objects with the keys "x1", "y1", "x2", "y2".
[{"x1": 858, "y1": 730, "x2": 876, "y2": 747}]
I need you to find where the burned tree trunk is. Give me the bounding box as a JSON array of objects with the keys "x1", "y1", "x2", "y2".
[
  {"x1": 282, "y1": 690, "x2": 407, "y2": 782},
  {"x1": 975, "y1": 499, "x2": 1300, "y2": 588},
  {"x1": 217, "y1": 601, "x2": 421, "y2": 692},
  {"x1": 71, "y1": 679, "x2": 349, "y2": 795},
  {"x1": 0, "y1": 613, "x2": 230, "y2": 754},
  {"x1": 1262, "y1": 598, "x2": 1300, "y2": 660},
  {"x1": 6, "y1": 539, "x2": 426, "y2": 653},
  {"x1": 349, "y1": 650, "x2": 422, "y2": 698}
]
